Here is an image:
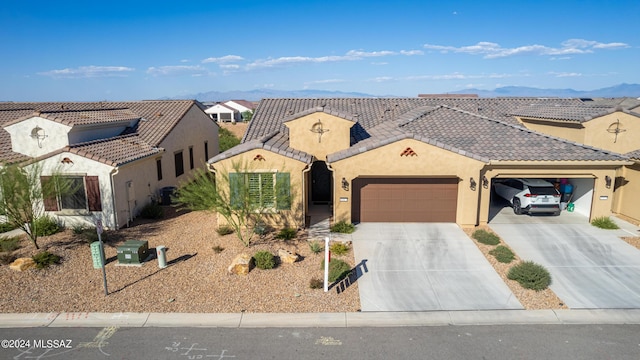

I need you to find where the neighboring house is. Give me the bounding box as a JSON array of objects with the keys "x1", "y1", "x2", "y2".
[
  {"x1": 205, "y1": 100, "x2": 256, "y2": 123},
  {"x1": 209, "y1": 97, "x2": 631, "y2": 229},
  {"x1": 510, "y1": 102, "x2": 640, "y2": 222},
  {"x1": 0, "y1": 100, "x2": 219, "y2": 230},
  {"x1": 204, "y1": 103, "x2": 238, "y2": 123}
]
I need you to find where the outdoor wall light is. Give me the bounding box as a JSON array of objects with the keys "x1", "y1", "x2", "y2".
[
  {"x1": 341, "y1": 177, "x2": 349, "y2": 191},
  {"x1": 605, "y1": 175, "x2": 612, "y2": 189},
  {"x1": 469, "y1": 177, "x2": 477, "y2": 191},
  {"x1": 482, "y1": 175, "x2": 489, "y2": 189}
]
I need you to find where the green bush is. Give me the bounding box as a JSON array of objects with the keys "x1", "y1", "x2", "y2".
[
  {"x1": 0, "y1": 236, "x2": 21, "y2": 252},
  {"x1": 219, "y1": 127, "x2": 241, "y2": 152},
  {"x1": 591, "y1": 217, "x2": 619, "y2": 230},
  {"x1": 275, "y1": 227, "x2": 297, "y2": 240},
  {"x1": 330, "y1": 221, "x2": 355, "y2": 234},
  {"x1": 71, "y1": 223, "x2": 87, "y2": 235},
  {"x1": 253, "y1": 250, "x2": 275, "y2": 270},
  {"x1": 253, "y1": 222, "x2": 269, "y2": 236},
  {"x1": 216, "y1": 225, "x2": 234, "y2": 236},
  {"x1": 0, "y1": 222, "x2": 17, "y2": 233},
  {"x1": 140, "y1": 202, "x2": 164, "y2": 219},
  {"x1": 81, "y1": 228, "x2": 101, "y2": 243},
  {"x1": 472, "y1": 229, "x2": 500, "y2": 245},
  {"x1": 329, "y1": 242, "x2": 350, "y2": 256},
  {"x1": 321, "y1": 259, "x2": 352, "y2": 282},
  {"x1": 32, "y1": 251, "x2": 61, "y2": 269},
  {"x1": 308, "y1": 241, "x2": 323, "y2": 254},
  {"x1": 489, "y1": 245, "x2": 515, "y2": 263},
  {"x1": 33, "y1": 216, "x2": 60, "y2": 237},
  {"x1": 507, "y1": 261, "x2": 552, "y2": 291},
  {"x1": 309, "y1": 277, "x2": 323, "y2": 289}
]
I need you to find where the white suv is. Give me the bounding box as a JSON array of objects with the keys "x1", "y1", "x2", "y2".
[{"x1": 493, "y1": 178, "x2": 561, "y2": 215}]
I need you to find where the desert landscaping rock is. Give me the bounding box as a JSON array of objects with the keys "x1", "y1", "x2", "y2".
[
  {"x1": 0, "y1": 207, "x2": 360, "y2": 313},
  {"x1": 278, "y1": 248, "x2": 299, "y2": 264},
  {"x1": 9, "y1": 258, "x2": 36, "y2": 272},
  {"x1": 228, "y1": 253, "x2": 252, "y2": 275}
]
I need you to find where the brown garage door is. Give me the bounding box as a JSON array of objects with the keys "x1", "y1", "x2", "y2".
[{"x1": 352, "y1": 178, "x2": 458, "y2": 222}]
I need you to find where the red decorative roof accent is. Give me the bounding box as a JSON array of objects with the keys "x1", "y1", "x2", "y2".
[
  {"x1": 253, "y1": 154, "x2": 265, "y2": 161},
  {"x1": 400, "y1": 147, "x2": 417, "y2": 157}
]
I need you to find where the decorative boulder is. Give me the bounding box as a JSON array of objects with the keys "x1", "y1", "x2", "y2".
[
  {"x1": 10, "y1": 258, "x2": 36, "y2": 271},
  {"x1": 228, "y1": 253, "x2": 251, "y2": 275},
  {"x1": 278, "y1": 249, "x2": 299, "y2": 264}
]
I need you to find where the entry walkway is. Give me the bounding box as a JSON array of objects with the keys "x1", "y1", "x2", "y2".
[{"x1": 351, "y1": 223, "x2": 522, "y2": 311}]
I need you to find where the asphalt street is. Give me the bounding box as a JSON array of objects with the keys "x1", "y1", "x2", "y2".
[{"x1": 1, "y1": 325, "x2": 639, "y2": 360}]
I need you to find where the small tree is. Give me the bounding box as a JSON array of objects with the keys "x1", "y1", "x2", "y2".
[
  {"x1": 174, "y1": 161, "x2": 292, "y2": 247},
  {"x1": 0, "y1": 162, "x2": 73, "y2": 249},
  {"x1": 241, "y1": 110, "x2": 253, "y2": 122},
  {"x1": 218, "y1": 127, "x2": 241, "y2": 152}
]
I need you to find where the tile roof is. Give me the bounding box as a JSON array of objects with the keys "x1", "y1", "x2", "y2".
[
  {"x1": 65, "y1": 134, "x2": 162, "y2": 167},
  {"x1": 0, "y1": 100, "x2": 200, "y2": 166},
  {"x1": 509, "y1": 104, "x2": 636, "y2": 123},
  {"x1": 626, "y1": 149, "x2": 640, "y2": 160},
  {"x1": 210, "y1": 131, "x2": 313, "y2": 164},
  {"x1": 235, "y1": 98, "x2": 628, "y2": 164}
]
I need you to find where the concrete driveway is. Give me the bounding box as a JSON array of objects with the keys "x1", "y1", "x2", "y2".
[
  {"x1": 350, "y1": 223, "x2": 522, "y2": 312},
  {"x1": 490, "y1": 211, "x2": 640, "y2": 309}
]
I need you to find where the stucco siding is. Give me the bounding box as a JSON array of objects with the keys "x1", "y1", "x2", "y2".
[
  {"x1": 613, "y1": 163, "x2": 640, "y2": 223},
  {"x1": 331, "y1": 139, "x2": 485, "y2": 227},
  {"x1": 5, "y1": 117, "x2": 72, "y2": 158},
  {"x1": 583, "y1": 112, "x2": 640, "y2": 154},
  {"x1": 285, "y1": 113, "x2": 353, "y2": 161},
  {"x1": 212, "y1": 150, "x2": 308, "y2": 228}
]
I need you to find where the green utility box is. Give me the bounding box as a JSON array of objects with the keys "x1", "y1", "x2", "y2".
[
  {"x1": 116, "y1": 240, "x2": 149, "y2": 264},
  {"x1": 90, "y1": 241, "x2": 105, "y2": 269}
]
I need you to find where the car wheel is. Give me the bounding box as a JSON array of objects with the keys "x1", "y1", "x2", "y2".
[
  {"x1": 553, "y1": 210, "x2": 561, "y2": 216},
  {"x1": 513, "y1": 198, "x2": 523, "y2": 215}
]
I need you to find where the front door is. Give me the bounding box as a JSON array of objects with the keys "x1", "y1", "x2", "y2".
[{"x1": 311, "y1": 161, "x2": 332, "y2": 204}]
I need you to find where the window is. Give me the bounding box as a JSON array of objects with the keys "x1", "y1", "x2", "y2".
[
  {"x1": 189, "y1": 146, "x2": 194, "y2": 170},
  {"x1": 230, "y1": 172, "x2": 290, "y2": 210},
  {"x1": 204, "y1": 141, "x2": 209, "y2": 160},
  {"x1": 41, "y1": 176, "x2": 102, "y2": 212},
  {"x1": 174, "y1": 151, "x2": 184, "y2": 177},
  {"x1": 156, "y1": 159, "x2": 163, "y2": 181}
]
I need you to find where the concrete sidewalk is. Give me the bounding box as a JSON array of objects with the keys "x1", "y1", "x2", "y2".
[{"x1": 2, "y1": 309, "x2": 640, "y2": 328}]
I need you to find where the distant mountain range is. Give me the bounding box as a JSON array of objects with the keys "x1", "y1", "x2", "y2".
[{"x1": 173, "y1": 83, "x2": 640, "y2": 102}]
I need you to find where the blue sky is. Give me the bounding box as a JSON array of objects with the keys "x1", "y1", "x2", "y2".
[{"x1": 1, "y1": 0, "x2": 638, "y2": 101}]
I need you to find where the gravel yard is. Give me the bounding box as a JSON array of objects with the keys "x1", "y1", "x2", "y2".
[{"x1": 0, "y1": 207, "x2": 360, "y2": 313}]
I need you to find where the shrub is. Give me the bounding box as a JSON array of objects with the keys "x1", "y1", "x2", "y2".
[
  {"x1": 507, "y1": 261, "x2": 552, "y2": 291},
  {"x1": 140, "y1": 202, "x2": 164, "y2": 219},
  {"x1": 472, "y1": 229, "x2": 500, "y2": 245},
  {"x1": 253, "y1": 250, "x2": 275, "y2": 270},
  {"x1": 0, "y1": 236, "x2": 21, "y2": 252},
  {"x1": 321, "y1": 259, "x2": 352, "y2": 282},
  {"x1": 71, "y1": 223, "x2": 87, "y2": 235},
  {"x1": 0, "y1": 253, "x2": 16, "y2": 265},
  {"x1": 212, "y1": 245, "x2": 225, "y2": 254},
  {"x1": 489, "y1": 245, "x2": 515, "y2": 263},
  {"x1": 81, "y1": 228, "x2": 101, "y2": 243},
  {"x1": 216, "y1": 225, "x2": 235, "y2": 236},
  {"x1": 0, "y1": 222, "x2": 16, "y2": 233},
  {"x1": 253, "y1": 222, "x2": 269, "y2": 236},
  {"x1": 219, "y1": 127, "x2": 241, "y2": 152},
  {"x1": 275, "y1": 227, "x2": 297, "y2": 240},
  {"x1": 591, "y1": 217, "x2": 619, "y2": 230},
  {"x1": 33, "y1": 216, "x2": 60, "y2": 237},
  {"x1": 329, "y1": 242, "x2": 350, "y2": 256},
  {"x1": 309, "y1": 241, "x2": 323, "y2": 254},
  {"x1": 309, "y1": 277, "x2": 323, "y2": 289},
  {"x1": 330, "y1": 221, "x2": 355, "y2": 234},
  {"x1": 32, "y1": 251, "x2": 61, "y2": 269}
]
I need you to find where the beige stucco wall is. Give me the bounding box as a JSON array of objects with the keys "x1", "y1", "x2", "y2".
[
  {"x1": 613, "y1": 162, "x2": 640, "y2": 223},
  {"x1": 211, "y1": 150, "x2": 308, "y2": 228},
  {"x1": 331, "y1": 139, "x2": 485, "y2": 227},
  {"x1": 285, "y1": 113, "x2": 353, "y2": 161},
  {"x1": 582, "y1": 112, "x2": 640, "y2": 154},
  {"x1": 481, "y1": 164, "x2": 619, "y2": 224}
]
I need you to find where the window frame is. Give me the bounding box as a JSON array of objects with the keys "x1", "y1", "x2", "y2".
[
  {"x1": 229, "y1": 171, "x2": 290, "y2": 211},
  {"x1": 42, "y1": 175, "x2": 102, "y2": 213},
  {"x1": 174, "y1": 151, "x2": 184, "y2": 177}
]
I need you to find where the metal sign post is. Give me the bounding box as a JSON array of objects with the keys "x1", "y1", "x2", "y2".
[
  {"x1": 96, "y1": 220, "x2": 108, "y2": 296},
  {"x1": 324, "y1": 236, "x2": 330, "y2": 292}
]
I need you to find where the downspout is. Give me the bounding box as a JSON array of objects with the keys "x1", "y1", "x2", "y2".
[
  {"x1": 110, "y1": 167, "x2": 120, "y2": 230},
  {"x1": 325, "y1": 161, "x2": 336, "y2": 223}
]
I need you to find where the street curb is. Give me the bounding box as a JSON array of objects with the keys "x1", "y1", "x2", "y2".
[{"x1": 2, "y1": 309, "x2": 640, "y2": 328}]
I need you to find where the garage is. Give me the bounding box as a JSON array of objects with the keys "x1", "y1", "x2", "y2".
[
  {"x1": 489, "y1": 176, "x2": 595, "y2": 221},
  {"x1": 352, "y1": 177, "x2": 458, "y2": 223}
]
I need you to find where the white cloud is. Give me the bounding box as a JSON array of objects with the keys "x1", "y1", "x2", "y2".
[
  {"x1": 38, "y1": 65, "x2": 134, "y2": 78},
  {"x1": 549, "y1": 71, "x2": 583, "y2": 78},
  {"x1": 146, "y1": 65, "x2": 211, "y2": 77},
  {"x1": 423, "y1": 39, "x2": 629, "y2": 59},
  {"x1": 373, "y1": 72, "x2": 519, "y2": 83},
  {"x1": 202, "y1": 55, "x2": 244, "y2": 64},
  {"x1": 245, "y1": 49, "x2": 420, "y2": 70},
  {"x1": 400, "y1": 50, "x2": 424, "y2": 56},
  {"x1": 304, "y1": 79, "x2": 346, "y2": 85}
]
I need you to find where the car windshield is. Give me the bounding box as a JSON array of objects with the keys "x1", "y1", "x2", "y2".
[{"x1": 529, "y1": 186, "x2": 557, "y2": 195}]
